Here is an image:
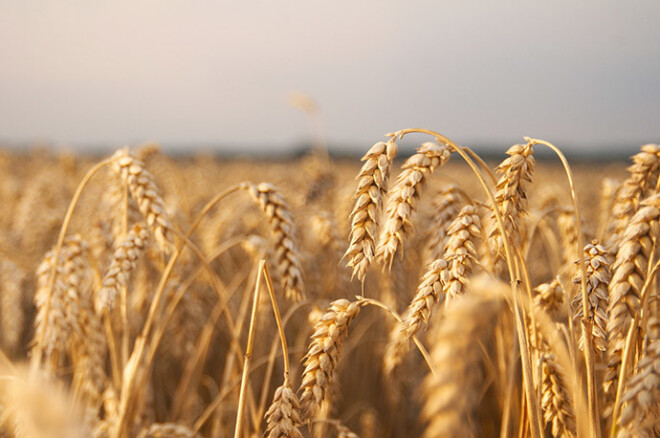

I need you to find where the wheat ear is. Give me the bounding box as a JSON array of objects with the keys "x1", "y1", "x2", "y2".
[
  {"x1": 540, "y1": 353, "x2": 577, "y2": 438},
  {"x1": 97, "y1": 224, "x2": 149, "y2": 313},
  {"x1": 572, "y1": 241, "x2": 612, "y2": 354},
  {"x1": 383, "y1": 205, "x2": 480, "y2": 373},
  {"x1": 299, "y1": 297, "x2": 364, "y2": 420},
  {"x1": 606, "y1": 144, "x2": 660, "y2": 249},
  {"x1": 344, "y1": 139, "x2": 398, "y2": 280},
  {"x1": 376, "y1": 141, "x2": 451, "y2": 267},
  {"x1": 616, "y1": 339, "x2": 660, "y2": 437},
  {"x1": 421, "y1": 289, "x2": 501, "y2": 438},
  {"x1": 112, "y1": 148, "x2": 172, "y2": 250},
  {"x1": 33, "y1": 236, "x2": 86, "y2": 369},
  {"x1": 0, "y1": 259, "x2": 26, "y2": 354},
  {"x1": 248, "y1": 182, "x2": 305, "y2": 302},
  {"x1": 423, "y1": 185, "x2": 462, "y2": 264},
  {"x1": 487, "y1": 142, "x2": 535, "y2": 273},
  {"x1": 605, "y1": 194, "x2": 660, "y2": 396},
  {"x1": 265, "y1": 377, "x2": 303, "y2": 438}
]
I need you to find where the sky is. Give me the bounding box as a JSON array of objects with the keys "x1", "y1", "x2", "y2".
[{"x1": 0, "y1": 1, "x2": 659, "y2": 154}]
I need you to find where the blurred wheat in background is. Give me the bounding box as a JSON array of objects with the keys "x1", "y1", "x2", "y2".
[{"x1": 0, "y1": 130, "x2": 658, "y2": 437}]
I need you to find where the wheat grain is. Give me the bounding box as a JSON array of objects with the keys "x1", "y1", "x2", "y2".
[{"x1": 540, "y1": 353, "x2": 577, "y2": 438}]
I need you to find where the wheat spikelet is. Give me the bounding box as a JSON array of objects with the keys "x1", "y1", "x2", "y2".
[
  {"x1": 299, "y1": 297, "x2": 363, "y2": 419},
  {"x1": 487, "y1": 142, "x2": 535, "y2": 273},
  {"x1": 248, "y1": 182, "x2": 305, "y2": 301},
  {"x1": 606, "y1": 144, "x2": 660, "y2": 249},
  {"x1": 423, "y1": 185, "x2": 462, "y2": 264},
  {"x1": 540, "y1": 353, "x2": 577, "y2": 438},
  {"x1": 557, "y1": 209, "x2": 580, "y2": 269},
  {"x1": 97, "y1": 223, "x2": 149, "y2": 313},
  {"x1": 616, "y1": 339, "x2": 660, "y2": 437},
  {"x1": 534, "y1": 278, "x2": 565, "y2": 318},
  {"x1": 441, "y1": 205, "x2": 481, "y2": 303},
  {"x1": 376, "y1": 141, "x2": 451, "y2": 267},
  {"x1": 605, "y1": 193, "x2": 660, "y2": 396},
  {"x1": 136, "y1": 423, "x2": 200, "y2": 438},
  {"x1": 265, "y1": 377, "x2": 303, "y2": 438},
  {"x1": 0, "y1": 258, "x2": 26, "y2": 354},
  {"x1": 421, "y1": 287, "x2": 501, "y2": 438},
  {"x1": 33, "y1": 236, "x2": 86, "y2": 368},
  {"x1": 572, "y1": 241, "x2": 612, "y2": 354},
  {"x1": 344, "y1": 140, "x2": 397, "y2": 280},
  {"x1": 111, "y1": 148, "x2": 172, "y2": 250}
]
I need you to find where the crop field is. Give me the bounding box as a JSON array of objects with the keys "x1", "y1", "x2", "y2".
[{"x1": 0, "y1": 130, "x2": 657, "y2": 438}]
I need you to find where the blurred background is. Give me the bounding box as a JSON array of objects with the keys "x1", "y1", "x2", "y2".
[{"x1": 1, "y1": 1, "x2": 658, "y2": 157}]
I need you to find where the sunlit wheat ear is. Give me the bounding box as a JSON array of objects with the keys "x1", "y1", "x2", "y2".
[
  {"x1": 616, "y1": 339, "x2": 659, "y2": 437},
  {"x1": 572, "y1": 241, "x2": 612, "y2": 354},
  {"x1": 383, "y1": 205, "x2": 481, "y2": 373},
  {"x1": 265, "y1": 377, "x2": 303, "y2": 438},
  {"x1": 376, "y1": 141, "x2": 451, "y2": 268},
  {"x1": 421, "y1": 287, "x2": 502, "y2": 438},
  {"x1": 344, "y1": 139, "x2": 398, "y2": 280},
  {"x1": 299, "y1": 298, "x2": 363, "y2": 420},
  {"x1": 0, "y1": 259, "x2": 26, "y2": 354},
  {"x1": 97, "y1": 224, "x2": 149, "y2": 313},
  {"x1": 248, "y1": 182, "x2": 305, "y2": 302},
  {"x1": 423, "y1": 185, "x2": 462, "y2": 264},
  {"x1": 605, "y1": 193, "x2": 660, "y2": 397},
  {"x1": 557, "y1": 209, "x2": 580, "y2": 268},
  {"x1": 487, "y1": 141, "x2": 535, "y2": 274},
  {"x1": 111, "y1": 148, "x2": 172, "y2": 251},
  {"x1": 33, "y1": 236, "x2": 86, "y2": 370},
  {"x1": 136, "y1": 423, "x2": 200, "y2": 438},
  {"x1": 540, "y1": 353, "x2": 577, "y2": 438},
  {"x1": 606, "y1": 144, "x2": 660, "y2": 249}
]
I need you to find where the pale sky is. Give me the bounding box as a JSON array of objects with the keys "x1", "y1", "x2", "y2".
[{"x1": 1, "y1": 1, "x2": 659, "y2": 153}]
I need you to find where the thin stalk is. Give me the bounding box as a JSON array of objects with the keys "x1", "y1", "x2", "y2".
[
  {"x1": 234, "y1": 260, "x2": 265, "y2": 438},
  {"x1": 527, "y1": 137, "x2": 598, "y2": 437}
]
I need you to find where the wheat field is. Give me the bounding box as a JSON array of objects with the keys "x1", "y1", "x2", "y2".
[{"x1": 0, "y1": 130, "x2": 657, "y2": 437}]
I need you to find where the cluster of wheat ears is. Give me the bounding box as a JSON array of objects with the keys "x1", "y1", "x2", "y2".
[{"x1": 0, "y1": 129, "x2": 658, "y2": 437}]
